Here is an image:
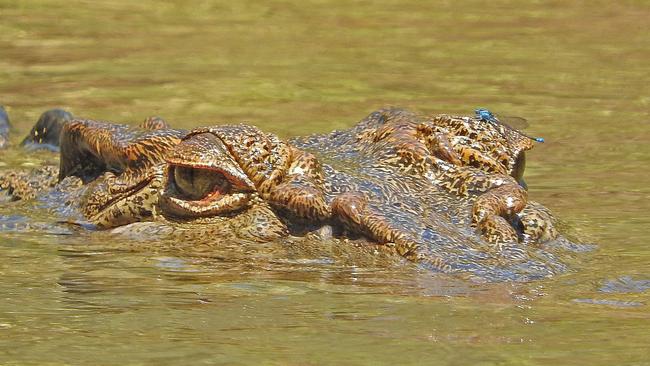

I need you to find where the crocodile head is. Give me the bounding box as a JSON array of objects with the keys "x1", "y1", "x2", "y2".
[{"x1": 53, "y1": 120, "x2": 290, "y2": 241}]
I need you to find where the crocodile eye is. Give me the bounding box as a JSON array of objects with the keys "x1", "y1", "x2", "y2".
[
  {"x1": 171, "y1": 166, "x2": 231, "y2": 200},
  {"x1": 512, "y1": 151, "x2": 527, "y2": 189}
]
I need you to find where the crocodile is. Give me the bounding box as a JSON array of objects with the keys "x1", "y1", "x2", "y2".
[{"x1": 0, "y1": 107, "x2": 579, "y2": 281}]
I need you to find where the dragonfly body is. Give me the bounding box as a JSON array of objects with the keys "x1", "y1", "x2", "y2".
[{"x1": 474, "y1": 108, "x2": 545, "y2": 143}]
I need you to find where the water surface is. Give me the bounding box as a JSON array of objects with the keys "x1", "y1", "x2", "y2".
[{"x1": 1, "y1": 1, "x2": 649, "y2": 365}]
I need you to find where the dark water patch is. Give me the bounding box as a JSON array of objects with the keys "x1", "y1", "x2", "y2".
[
  {"x1": 0, "y1": 214, "x2": 75, "y2": 235},
  {"x1": 599, "y1": 276, "x2": 650, "y2": 294},
  {"x1": 572, "y1": 298, "x2": 645, "y2": 308}
]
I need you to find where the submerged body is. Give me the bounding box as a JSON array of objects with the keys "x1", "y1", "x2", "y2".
[{"x1": 0, "y1": 108, "x2": 579, "y2": 281}]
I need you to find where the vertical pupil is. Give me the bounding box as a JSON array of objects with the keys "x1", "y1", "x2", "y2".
[{"x1": 172, "y1": 166, "x2": 229, "y2": 200}]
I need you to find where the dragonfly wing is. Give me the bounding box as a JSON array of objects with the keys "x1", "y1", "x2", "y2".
[{"x1": 499, "y1": 116, "x2": 529, "y2": 130}]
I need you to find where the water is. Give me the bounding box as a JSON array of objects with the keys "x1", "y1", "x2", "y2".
[{"x1": 1, "y1": 0, "x2": 649, "y2": 364}]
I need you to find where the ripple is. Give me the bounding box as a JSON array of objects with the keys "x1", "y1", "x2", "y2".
[
  {"x1": 599, "y1": 276, "x2": 650, "y2": 294},
  {"x1": 572, "y1": 298, "x2": 645, "y2": 308}
]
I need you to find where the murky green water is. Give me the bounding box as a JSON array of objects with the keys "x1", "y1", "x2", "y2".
[{"x1": 1, "y1": 1, "x2": 649, "y2": 364}]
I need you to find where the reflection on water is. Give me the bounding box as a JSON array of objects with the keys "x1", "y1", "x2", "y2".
[{"x1": 1, "y1": 0, "x2": 649, "y2": 364}]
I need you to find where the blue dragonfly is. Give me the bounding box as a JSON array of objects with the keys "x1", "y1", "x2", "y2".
[{"x1": 474, "y1": 108, "x2": 545, "y2": 143}]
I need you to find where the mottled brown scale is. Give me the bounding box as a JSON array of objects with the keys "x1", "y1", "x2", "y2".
[
  {"x1": 453, "y1": 145, "x2": 509, "y2": 174},
  {"x1": 416, "y1": 123, "x2": 462, "y2": 166},
  {"x1": 187, "y1": 125, "x2": 293, "y2": 195},
  {"x1": 56, "y1": 119, "x2": 186, "y2": 227},
  {"x1": 269, "y1": 147, "x2": 330, "y2": 221},
  {"x1": 0, "y1": 166, "x2": 60, "y2": 201},
  {"x1": 59, "y1": 119, "x2": 183, "y2": 182},
  {"x1": 141, "y1": 116, "x2": 170, "y2": 130},
  {"x1": 517, "y1": 201, "x2": 560, "y2": 243}
]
